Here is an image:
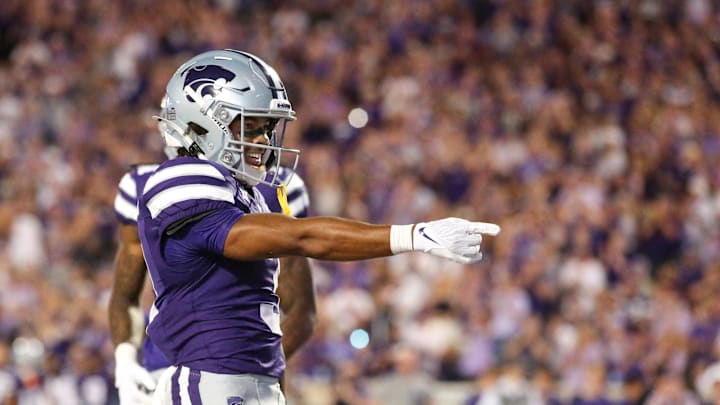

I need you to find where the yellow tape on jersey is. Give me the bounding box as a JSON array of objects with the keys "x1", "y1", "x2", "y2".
[{"x1": 277, "y1": 183, "x2": 292, "y2": 216}]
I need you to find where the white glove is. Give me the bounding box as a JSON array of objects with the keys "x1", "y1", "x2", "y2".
[
  {"x1": 390, "y1": 218, "x2": 501, "y2": 264},
  {"x1": 114, "y1": 342, "x2": 157, "y2": 405}
]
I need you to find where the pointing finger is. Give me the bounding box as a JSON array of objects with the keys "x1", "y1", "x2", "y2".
[{"x1": 468, "y1": 222, "x2": 501, "y2": 236}]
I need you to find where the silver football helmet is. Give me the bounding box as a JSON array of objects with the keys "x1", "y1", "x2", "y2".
[{"x1": 156, "y1": 49, "x2": 299, "y2": 187}]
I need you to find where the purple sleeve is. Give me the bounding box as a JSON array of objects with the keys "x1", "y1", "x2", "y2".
[{"x1": 169, "y1": 207, "x2": 245, "y2": 256}]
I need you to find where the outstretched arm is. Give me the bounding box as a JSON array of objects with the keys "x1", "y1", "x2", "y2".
[
  {"x1": 277, "y1": 255, "x2": 316, "y2": 360},
  {"x1": 223, "y1": 214, "x2": 500, "y2": 263}
]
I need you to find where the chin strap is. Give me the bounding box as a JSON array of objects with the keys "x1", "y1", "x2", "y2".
[{"x1": 276, "y1": 183, "x2": 292, "y2": 216}]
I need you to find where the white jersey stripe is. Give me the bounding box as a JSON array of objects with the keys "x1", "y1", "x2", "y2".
[
  {"x1": 147, "y1": 184, "x2": 234, "y2": 219},
  {"x1": 118, "y1": 173, "x2": 137, "y2": 199},
  {"x1": 288, "y1": 196, "x2": 309, "y2": 217},
  {"x1": 114, "y1": 194, "x2": 139, "y2": 222},
  {"x1": 179, "y1": 366, "x2": 191, "y2": 404},
  {"x1": 285, "y1": 173, "x2": 305, "y2": 194},
  {"x1": 144, "y1": 163, "x2": 225, "y2": 195},
  {"x1": 136, "y1": 163, "x2": 160, "y2": 175},
  {"x1": 148, "y1": 303, "x2": 159, "y2": 324}
]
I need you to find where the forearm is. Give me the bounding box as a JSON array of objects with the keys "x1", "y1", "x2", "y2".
[
  {"x1": 108, "y1": 296, "x2": 139, "y2": 346},
  {"x1": 278, "y1": 256, "x2": 317, "y2": 359},
  {"x1": 281, "y1": 308, "x2": 316, "y2": 359},
  {"x1": 111, "y1": 244, "x2": 158, "y2": 403},
  {"x1": 108, "y1": 242, "x2": 147, "y2": 346},
  {"x1": 225, "y1": 214, "x2": 393, "y2": 261},
  {"x1": 294, "y1": 217, "x2": 392, "y2": 260}
]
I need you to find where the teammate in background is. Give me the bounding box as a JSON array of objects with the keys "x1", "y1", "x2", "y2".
[
  {"x1": 109, "y1": 162, "x2": 164, "y2": 405},
  {"x1": 108, "y1": 136, "x2": 316, "y2": 403},
  {"x1": 141, "y1": 49, "x2": 500, "y2": 405}
]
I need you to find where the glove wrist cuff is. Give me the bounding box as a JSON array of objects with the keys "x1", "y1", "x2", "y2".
[
  {"x1": 390, "y1": 224, "x2": 414, "y2": 254},
  {"x1": 115, "y1": 341, "x2": 138, "y2": 362},
  {"x1": 128, "y1": 306, "x2": 145, "y2": 348}
]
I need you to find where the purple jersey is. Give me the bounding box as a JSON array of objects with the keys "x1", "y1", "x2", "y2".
[
  {"x1": 113, "y1": 163, "x2": 169, "y2": 371},
  {"x1": 116, "y1": 164, "x2": 310, "y2": 225},
  {"x1": 114, "y1": 163, "x2": 160, "y2": 225},
  {"x1": 114, "y1": 161, "x2": 310, "y2": 374},
  {"x1": 137, "y1": 157, "x2": 295, "y2": 377},
  {"x1": 261, "y1": 167, "x2": 310, "y2": 218}
]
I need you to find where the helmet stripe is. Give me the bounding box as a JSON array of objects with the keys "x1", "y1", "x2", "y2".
[{"x1": 224, "y1": 49, "x2": 286, "y2": 101}]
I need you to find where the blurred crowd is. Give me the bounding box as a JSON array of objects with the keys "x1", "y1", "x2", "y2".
[{"x1": 2, "y1": 0, "x2": 720, "y2": 403}]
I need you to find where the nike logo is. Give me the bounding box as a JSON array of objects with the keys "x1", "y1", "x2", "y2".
[{"x1": 418, "y1": 226, "x2": 438, "y2": 244}]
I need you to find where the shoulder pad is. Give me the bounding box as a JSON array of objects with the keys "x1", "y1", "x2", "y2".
[
  {"x1": 142, "y1": 158, "x2": 236, "y2": 221},
  {"x1": 115, "y1": 163, "x2": 162, "y2": 223},
  {"x1": 284, "y1": 170, "x2": 310, "y2": 218},
  {"x1": 115, "y1": 171, "x2": 139, "y2": 223}
]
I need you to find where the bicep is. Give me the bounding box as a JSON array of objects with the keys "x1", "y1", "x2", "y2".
[{"x1": 223, "y1": 213, "x2": 304, "y2": 260}]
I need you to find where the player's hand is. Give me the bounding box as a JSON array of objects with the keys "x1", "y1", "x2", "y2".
[
  {"x1": 411, "y1": 218, "x2": 500, "y2": 264},
  {"x1": 114, "y1": 342, "x2": 156, "y2": 405}
]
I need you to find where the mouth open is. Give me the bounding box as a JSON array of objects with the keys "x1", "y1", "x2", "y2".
[{"x1": 245, "y1": 152, "x2": 263, "y2": 168}]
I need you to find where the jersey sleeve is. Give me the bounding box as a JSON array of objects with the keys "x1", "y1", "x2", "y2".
[
  {"x1": 114, "y1": 170, "x2": 139, "y2": 225},
  {"x1": 166, "y1": 207, "x2": 243, "y2": 257},
  {"x1": 140, "y1": 159, "x2": 243, "y2": 235},
  {"x1": 285, "y1": 170, "x2": 310, "y2": 218}
]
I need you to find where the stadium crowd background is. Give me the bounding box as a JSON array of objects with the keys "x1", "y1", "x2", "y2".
[{"x1": 1, "y1": 0, "x2": 720, "y2": 403}]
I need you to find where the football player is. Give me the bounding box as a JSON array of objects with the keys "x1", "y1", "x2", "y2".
[
  {"x1": 109, "y1": 129, "x2": 315, "y2": 404},
  {"x1": 139, "y1": 49, "x2": 500, "y2": 404}
]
